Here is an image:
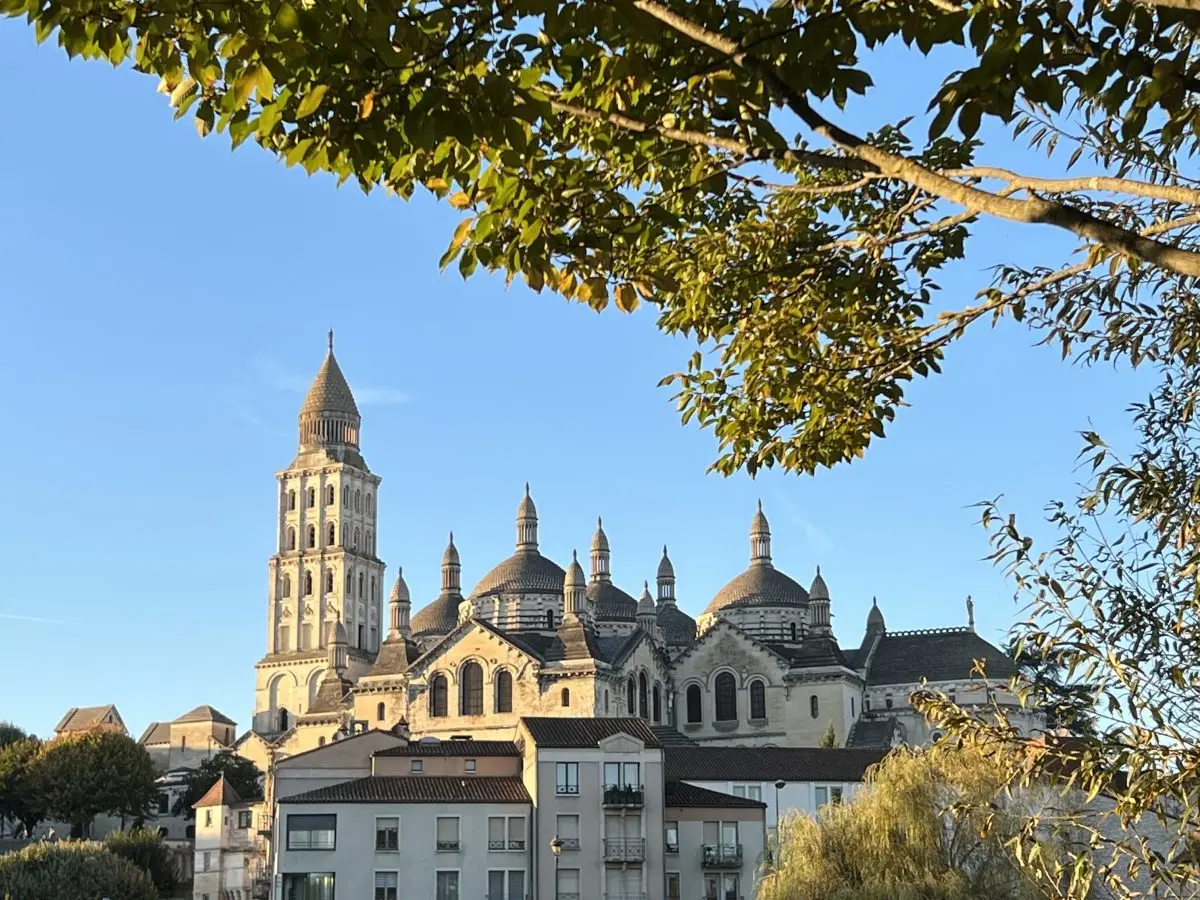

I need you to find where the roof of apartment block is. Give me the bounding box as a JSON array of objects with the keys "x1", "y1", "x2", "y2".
[{"x1": 280, "y1": 775, "x2": 532, "y2": 804}]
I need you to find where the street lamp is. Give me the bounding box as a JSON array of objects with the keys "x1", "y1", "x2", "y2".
[
  {"x1": 773, "y1": 780, "x2": 786, "y2": 840},
  {"x1": 550, "y1": 836, "x2": 563, "y2": 900}
]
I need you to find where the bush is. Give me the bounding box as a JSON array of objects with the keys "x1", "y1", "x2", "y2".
[
  {"x1": 105, "y1": 829, "x2": 179, "y2": 896},
  {"x1": 0, "y1": 840, "x2": 157, "y2": 900}
]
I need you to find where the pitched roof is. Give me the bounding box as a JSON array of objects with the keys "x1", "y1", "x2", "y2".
[
  {"x1": 174, "y1": 705, "x2": 237, "y2": 726},
  {"x1": 866, "y1": 628, "x2": 1017, "y2": 685},
  {"x1": 651, "y1": 726, "x2": 698, "y2": 747},
  {"x1": 521, "y1": 717, "x2": 661, "y2": 749},
  {"x1": 376, "y1": 741, "x2": 520, "y2": 758},
  {"x1": 664, "y1": 746, "x2": 887, "y2": 782},
  {"x1": 280, "y1": 775, "x2": 531, "y2": 805},
  {"x1": 665, "y1": 781, "x2": 767, "y2": 809},
  {"x1": 54, "y1": 705, "x2": 123, "y2": 733},
  {"x1": 138, "y1": 722, "x2": 171, "y2": 745},
  {"x1": 194, "y1": 775, "x2": 244, "y2": 809},
  {"x1": 846, "y1": 717, "x2": 899, "y2": 749}
]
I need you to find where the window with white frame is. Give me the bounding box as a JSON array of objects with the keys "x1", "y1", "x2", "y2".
[
  {"x1": 666, "y1": 873, "x2": 681, "y2": 900},
  {"x1": 282, "y1": 873, "x2": 334, "y2": 900},
  {"x1": 487, "y1": 870, "x2": 525, "y2": 900},
  {"x1": 555, "y1": 813, "x2": 580, "y2": 849},
  {"x1": 814, "y1": 784, "x2": 844, "y2": 807},
  {"x1": 732, "y1": 783, "x2": 763, "y2": 801},
  {"x1": 557, "y1": 868, "x2": 580, "y2": 900},
  {"x1": 555, "y1": 762, "x2": 579, "y2": 795},
  {"x1": 436, "y1": 817, "x2": 461, "y2": 851},
  {"x1": 285, "y1": 814, "x2": 336, "y2": 850},
  {"x1": 603, "y1": 761, "x2": 641, "y2": 789},
  {"x1": 375, "y1": 817, "x2": 399, "y2": 852},
  {"x1": 703, "y1": 874, "x2": 739, "y2": 900},
  {"x1": 436, "y1": 871, "x2": 459, "y2": 900},
  {"x1": 375, "y1": 871, "x2": 398, "y2": 900},
  {"x1": 664, "y1": 820, "x2": 679, "y2": 853},
  {"x1": 488, "y1": 815, "x2": 526, "y2": 850}
]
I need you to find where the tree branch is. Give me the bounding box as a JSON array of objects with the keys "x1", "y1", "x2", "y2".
[
  {"x1": 945, "y1": 167, "x2": 1200, "y2": 206},
  {"x1": 630, "y1": 0, "x2": 1200, "y2": 278}
]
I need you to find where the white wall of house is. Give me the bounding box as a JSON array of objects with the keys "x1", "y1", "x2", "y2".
[
  {"x1": 679, "y1": 778, "x2": 866, "y2": 839},
  {"x1": 273, "y1": 800, "x2": 531, "y2": 900}
]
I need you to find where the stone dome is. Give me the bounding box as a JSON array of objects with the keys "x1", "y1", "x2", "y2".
[
  {"x1": 656, "y1": 545, "x2": 674, "y2": 580},
  {"x1": 411, "y1": 593, "x2": 462, "y2": 638},
  {"x1": 657, "y1": 604, "x2": 697, "y2": 647},
  {"x1": 587, "y1": 579, "x2": 638, "y2": 622},
  {"x1": 704, "y1": 565, "x2": 810, "y2": 614},
  {"x1": 470, "y1": 552, "x2": 565, "y2": 598}
]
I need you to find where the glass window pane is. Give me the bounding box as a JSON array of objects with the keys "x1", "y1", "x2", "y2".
[
  {"x1": 623, "y1": 762, "x2": 640, "y2": 786},
  {"x1": 489, "y1": 817, "x2": 505, "y2": 845},
  {"x1": 604, "y1": 762, "x2": 619, "y2": 786}
]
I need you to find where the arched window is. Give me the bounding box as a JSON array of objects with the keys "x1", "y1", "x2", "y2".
[
  {"x1": 287, "y1": 490, "x2": 296, "y2": 511},
  {"x1": 326, "y1": 485, "x2": 335, "y2": 506},
  {"x1": 366, "y1": 530, "x2": 373, "y2": 554},
  {"x1": 461, "y1": 661, "x2": 484, "y2": 715},
  {"x1": 604, "y1": 690, "x2": 610, "y2": 713},
  {"x1": 354, "y1": 527, "x2": 361, "y2": 550},
  {"x1": 561, "y1": 687, "x2": 570, "y2": 707},
  {"x1": 810, "y1": 695, "x2": 820, "y2": 718},
  {"x1": 546, "y1": 610, "x2": 555, "y2": 629},
  {"x1": 714, "y1": 672, "x2": 737, "y2": 721},
  {"x1": 358, "y1": 572, "x2": 365, "y2": 599},
  {"x1": 307, "y1": 525, "x2": 316, "y2": 549},
  {"x1": 370, "y1": 576, "x2": 376, "y2": 601},
  {"x1": 181, "y1": 735, "x2": 186, "y2": 750},
  {"x1": 343, "y1": 486, "x2": 351, "y2": 506},
  {"x1": 279, "y1": 708, "x2": 290, "y2": 731},
  {"x1": 686, "y1": 685, "x2": 702, "y2": 723},
  {"x1": 851, "y1": 697, "x2": 856, "y2": 717},
  {"x1": 652, "y1": 684, "x2": 662, "y2": 722},
  {"x1": 366, "y1": 493, "x2": 373, "y2": 515},
  {"x1": 342, "y1": 524, "x2": 349, "y2": 546},
  {"x1": 355, "y1": 490, "x2": 362, "y2": 511},
  {"x1": 627, "y1": 677, "x2": 636, "y2": 713},
  {"x1": 324, "y1": 571, "x2": 334, "y2": 593},
  {"x1": 287, "y1": 527, "x2": 296, "y2": 551},
  {"x1": 345, "y1": 571, "x2": 352, "y2": 594},
  {"x1": 281, "y1": 574, "x2": 291, "y2": 598},
  {"x1": 318, "y1": 736, "x2": 325, "y2": 747},
  {"x1": 790, "y1": 622, "x2": 798, "y2": 642},
  {"x1": 377, "y1": 702, "x2": 386, "y2": 722},
  {"x1": 750, "y1": 680, "x2": 767, "y2": 720},
  {"x1": 495, "y1": 670, "x2": 513, "y2": 713},
  {"x1": 430, "y1": 674, "x2": 448, "y2": 717},
  {"x1": 326, "y1": 522, "x2": 336, "y2": 546},
  {"x1": 304, "y1": 571, "x2": 313, "y2": 596},
  {"x1": 638, "y1": 672, "x2": 649, "y2": 718},
  {"x1": 307, "y1": 487, "x2": 316, "y2": 508}
]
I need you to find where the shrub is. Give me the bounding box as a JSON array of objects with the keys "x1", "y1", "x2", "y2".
[
  {"x1": 0, "y1": 840, "x2": 157, "y2": 900},
  {"x1": 106, "y1": 829, "x2": 180, "y2": 896}
]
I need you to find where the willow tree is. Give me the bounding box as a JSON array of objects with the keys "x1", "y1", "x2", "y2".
[
  {"x1": 3, "y1": 0, "x2": 1199, "y2": 476},
  {"x1": 759, "y1": 741, "x2": 1066, "y2": 900}
]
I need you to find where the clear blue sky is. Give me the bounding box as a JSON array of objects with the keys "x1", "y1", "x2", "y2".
[{"x1": 0, "y1": 24, "x2": 1147, "y2": 740}]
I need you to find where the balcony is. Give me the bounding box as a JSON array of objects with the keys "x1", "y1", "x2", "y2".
[
  {"x1": 702, "y1": 844, "x2": 743, "y2": 868},
  {"x1": 559, "y1": 837, "x2": 581, "y2": 851},
  {"x1": 603, "y1": 784, "x2": 645, "y2": 808},
  {"x1": 602, "y1": 837, "x2": 646, "y2": 862},
  {"x1": 488, "y1": 839, "x2": 527, "y2": 851},
  {"x1": 436, "y1": 840, "x2": 461, "y2": 852}
]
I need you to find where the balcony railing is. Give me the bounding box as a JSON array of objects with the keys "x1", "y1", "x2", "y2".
[
  {"x1": 488, "y1": 839, "x2": 527, "y2": 850},
  {"x1": 602, "y1": 837, "x2": 646, "y2": 862},
  {"x1": 665, "y1": 841, "x2": 680, "y2": 854},
  {"x1": 559, "y1": 837, "x2": 581, "y2": 850},
  {"x1": 604, "y1": 893, "x2": 647, "y2": 900},
  {"x1": 702, "y1": 844, "x2": 743, "y2": 867},
  {"x1": 603, "y1": 784, "x2": 645, "y2": 807},
  {"x1": 557, "y1": 893, "x2": 581, "y2": 900},
  {"x1": 436, "y1": 839, "x2": 461, "y2": 852}
]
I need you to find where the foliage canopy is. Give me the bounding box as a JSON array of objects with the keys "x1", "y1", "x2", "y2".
[
  {"x1": 4, "y1": 0, "x2": 1200, "y2": 476},
  {"x1": 172, "y1": 750, "x2": 263, "y2": 819},
  {"x1": 35, "y1": 731, "x2": 159, "y2": 837},
  {"x1": 0, "y1": 841, "x2": 157, "y2": 900}
]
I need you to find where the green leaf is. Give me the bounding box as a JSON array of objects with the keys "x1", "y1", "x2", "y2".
[{"x1": 296, "y1": 84, "x2": 328, "y2": 119}]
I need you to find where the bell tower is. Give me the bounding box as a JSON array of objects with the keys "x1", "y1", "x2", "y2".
[{"x1": 252, "y1": 334, "x2": 386, "y2": 734}]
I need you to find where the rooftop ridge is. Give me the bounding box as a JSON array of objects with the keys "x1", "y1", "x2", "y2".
[{"x1": 885, "y1": 626, "x2": 973, "y2": 637}]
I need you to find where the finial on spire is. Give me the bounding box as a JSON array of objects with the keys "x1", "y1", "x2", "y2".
[
  {"x1": 757, "y1": 498, "x2": 763, "y2": 512},
  {"x1": 525, "y1": 481, "x2": 531, "y2": 497},
  {"x1": 573, "y1": 549, "x2": 578, "y2": 562},
  {"x1": 644, "y1": 579, "x2": 650, "y2": 591},
  {"x1": 663, "y1": 544, "x2": 668, "y2": 555},
  {"x1": 872, "y1": 596, "x2": 878, "y2": 607},
  {"x1": 816, "y1": 564, "x2": 821, "y2": 575},
  {"x1": 449, "y1": 530, "x2": 454, "y2": 544},
  {"x1": 328, "y1": 329, "x2": 334, "y2": 352},
  {"x1": 598, "y1": 515, "x2": 603, "y2": 528}
]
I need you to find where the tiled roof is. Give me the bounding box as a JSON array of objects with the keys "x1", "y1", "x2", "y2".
[
  {"x1": 194, "y1": 775, "x2": 244, "y2": 809},
  {"x1": 367, "y1": 636, "x2": 422, "y2": 677},
  {"x1": 544, "y1": 618, "x2": 605, "y2": 662},
  {"x1": 656, "y1": 603, "x2": 697, "y2": 647},
  {"x1": 666, "y1": 781, "x2": 767, "y2": 809},
  {"x1": 704, "y1": 565, "x2": 809, "y2": 615},
  {"x1": 54, "y1": 705, "x2": 123, "y2": 733},
  {"x1": 866, "y1": 629, "x2": 1017, "y2": 685},
  {"x1": 280, "y1": 775, "x2": 531, "y2": 804},
  {"x1": 175, "y1": 705, "x2": 236, "y2": 726},
  {"x1": 769, "y1": 634, "x2": 848, "y2": 668},
  {"x1": 376, "y1": 740, "x2": 520, "y2": 757},
  {"x1": 651, "y1": 726, "x2": 698, "y2": 747},
  {"x1": 138, "y1": 721, "x2": 171, "y2": 745},
  {"x1": 411, "y1": 591, "x2": 463, "y2": 639},
  {"x1": 521, "y1": 717, "x2": 661, "y2": 748},
  {"x1": 471, "y1": 551, "x2": 565, "y2": 598},
  {"x1": 301, "y1": 350, "x2": 359, "y2": 417},
  {"x1": 587, "y1": 580, "x2": 637, "y2": 622},
  {"x1": 664, "y1": 746, "x2": 887, "y2": 782},
  {"x1": 846, "y1": 717, "x2": 898, "y2": 749}
]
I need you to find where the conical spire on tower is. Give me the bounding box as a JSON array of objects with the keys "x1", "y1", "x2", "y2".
[
  {"x1": 564, "y1": 550, "x2": 588, "y2": 619},
  {"x1": 298, "y1": 332, "x2": 361, "y2": 451},
  {"x1": 328, "y1": 620, "x2": 349, "y2": 674},
  {"x1": 442, "y1": 533, "x2": 462, "y2": 594},
  {"x1": 866, "y1": 596, "x2": 886, "y2": 634},
  {"x1": 750, "y1": 500, "x2": 772, "y2": 566},
  {"x1": 637, "y1": 580, "x2": 657, "y2": 633},
  {"x1": 808, "y1": 566, "x2": 831, "y2": 632},
  {"x1": 389, "y1": 568, "x2": 411, "y2": 638},
  {"x1": 516, "y1": 483, "x2": 538, "y2": 552},
  {"x1": 656, "y1": 545, "x2": 676, "y2": 602},
  {"x1": 591, "y1": 516, "x2": 611, "y2": 582}
]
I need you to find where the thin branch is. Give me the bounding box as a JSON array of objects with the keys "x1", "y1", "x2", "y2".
[{"x1": 945, "y1": 167, "x2": 1200, "y2": 206}]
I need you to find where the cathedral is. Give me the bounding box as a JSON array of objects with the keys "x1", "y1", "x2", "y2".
[{"x1": 236, "y1": 340, "x2": 1032, "y2": 770}]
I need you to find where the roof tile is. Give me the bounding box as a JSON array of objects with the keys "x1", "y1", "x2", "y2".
[
  {"x1": 521, "y1": 717, "x2": 661, "y2": 749},
  {"x1": 664, "y1": 746, "x2": 886, "y2": 782},
  {"x1": 280, "y1": 775, "x2": 531, "y2": 805}
]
